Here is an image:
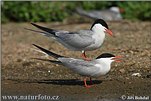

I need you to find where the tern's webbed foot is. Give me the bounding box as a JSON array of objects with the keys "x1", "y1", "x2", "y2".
[
  {"x1": 85, "y1": 85, "x2": 93, "y2": 88},
  {"x1": 84, "y1": 77, "x2": 93, "y2": 88}
]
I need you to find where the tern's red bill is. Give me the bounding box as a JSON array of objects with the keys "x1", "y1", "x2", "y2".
[
  {"x1": 111, "y1": 56, "x2": 122, "y2": 62},
  {"x1": 105, "y1": 29, "x2": 113, "y2": 36}
]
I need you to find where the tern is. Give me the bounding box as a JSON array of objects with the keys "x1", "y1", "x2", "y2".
[
  {"x1": 32, "y1": 44, "x2": 122, "y2": 88},
  {"x1": 76, "y1": 7, "x2": 124, "y2": 21},
  {"x1": 26, "y1": 19, "x2": 113, "y2": 60}
]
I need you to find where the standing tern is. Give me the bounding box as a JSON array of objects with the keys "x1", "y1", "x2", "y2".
[
  {"x1": 26, "y1": 19, "x2": 113, "y2": 60},
  {"x1": 32, "y1": 44, "x2": 122, "y2": 88}
]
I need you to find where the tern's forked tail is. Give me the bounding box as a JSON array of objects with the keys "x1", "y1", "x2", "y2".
[
  {"x1": 31, "y1": 23, "x2": 56, "y2": 35},
  {"x1": 32, "y1": 44, "x2": 63, "y2": 59}
]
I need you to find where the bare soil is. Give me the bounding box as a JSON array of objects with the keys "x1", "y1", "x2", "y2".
[{"x1": 2, "y1": 21, "x2": 151, "y2": 101}]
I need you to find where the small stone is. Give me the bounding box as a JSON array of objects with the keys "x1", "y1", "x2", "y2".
[
  {"x1": 146, "y1": 74, "x2": 151, "y2": 78},
  {"x1": 132, "y1": 73, "x2": 141, "y2": 77},
  {"x1": 119, "y1": 69, "x2": 125, "y2": 73},
  {"x1": 16, "y1": 58, "x2": 22, "y2": 62}
]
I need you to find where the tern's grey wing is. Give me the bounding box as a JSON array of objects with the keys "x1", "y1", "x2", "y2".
[
  {"x1": 85, "y1": 10, "x2": 114, "y2": 20},
  {"x1": 79, "y1": 9, "x2": 122, "y2": 21},
  {"x1": 99, "y1": 10, "x2": 122, "y2": 20},
  {"x1": 76, "y1": 8, "x2": 97, "y2": 19},
  {"x1": 58, "y1": 58, "x2": 100, "y2": 77},
  {"x1": 55, "y1": 30, "x2": 95, "y2": 49},
  {"x1": 86, "y1": 11, "x2": 102, "y2": 19}
]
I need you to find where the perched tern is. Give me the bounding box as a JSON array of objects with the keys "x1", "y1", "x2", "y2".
[
  {"x1": 76, "y1": 7, "x2": 124, "y2": 21},
  {"x1": 26, "y1": 19, "x2": 113, "y2": 60},
  {"x1": 32, "y1": 44, "x2": 121, "y2": 88}
]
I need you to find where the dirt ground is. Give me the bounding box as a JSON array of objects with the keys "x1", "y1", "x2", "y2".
[{"x1": 2, "y1": 20, "x2": 151, "y2": 101}]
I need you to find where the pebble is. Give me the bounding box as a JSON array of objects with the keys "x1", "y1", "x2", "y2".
[
  {"x1": 119, "y1": 69, "x2": 125, "y2": 74},
  {"x1": 16, "y1": 58, "x2": 22, "y2": 62},
  {"x1": 132, "y1": 73, "x2": 141, "y2": 77},
  {"x1": 146, "y1": 74, "x2": 151, "y2": 78}
]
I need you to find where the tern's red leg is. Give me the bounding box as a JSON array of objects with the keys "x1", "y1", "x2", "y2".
[
  {"x1": 84, "y1": 78, "x2": 92, "y2": 88},
  {"x1": 81, "y1": 51, "x2": 91, "y2": 61},
  {"x1": 90, "y1": 77, "x2": 93, "y2": 85}
]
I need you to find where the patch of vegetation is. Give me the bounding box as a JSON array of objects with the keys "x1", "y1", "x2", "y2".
[
  {"x1": 2, "y1": 1, "x2": 151, "y2": 23},
  {"x1": 118, "y1": 1, "x2": 151, "y2": 21}
]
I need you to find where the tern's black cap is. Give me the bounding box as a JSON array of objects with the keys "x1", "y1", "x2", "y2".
[
  {"x1": 96, "y1": 53, "x2": 115, "y2": 59},
  {"x1": 91, "y1": 19, "x2": 109, "y2": 29}
]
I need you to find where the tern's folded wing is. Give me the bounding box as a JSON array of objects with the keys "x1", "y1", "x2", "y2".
[
  {"x1": 55, "y1": 30, "x2": 95, "y2": 49},
  {"x1": 58, "y1": 58, "x2": 100, "y2": 76}
]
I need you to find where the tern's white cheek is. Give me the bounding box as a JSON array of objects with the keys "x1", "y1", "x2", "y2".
[{"x1": 92, "y1": 24, "x2": 106, "y2": 32}]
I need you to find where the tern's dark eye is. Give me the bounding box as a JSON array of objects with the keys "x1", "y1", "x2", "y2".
[{"x1": 96, "y1": 53, "x2": 115, "y2": 59}]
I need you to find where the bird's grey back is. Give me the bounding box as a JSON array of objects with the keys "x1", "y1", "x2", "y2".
[
  {"x1": 55, "y1": 30, "x2": 95, "y2": 50},
  {"x1": 76, "y1": 8, "x2": 122, "y2": 21},
  {"x1": 58, "y1": 58, "x2": 101, "y2": 77}
]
